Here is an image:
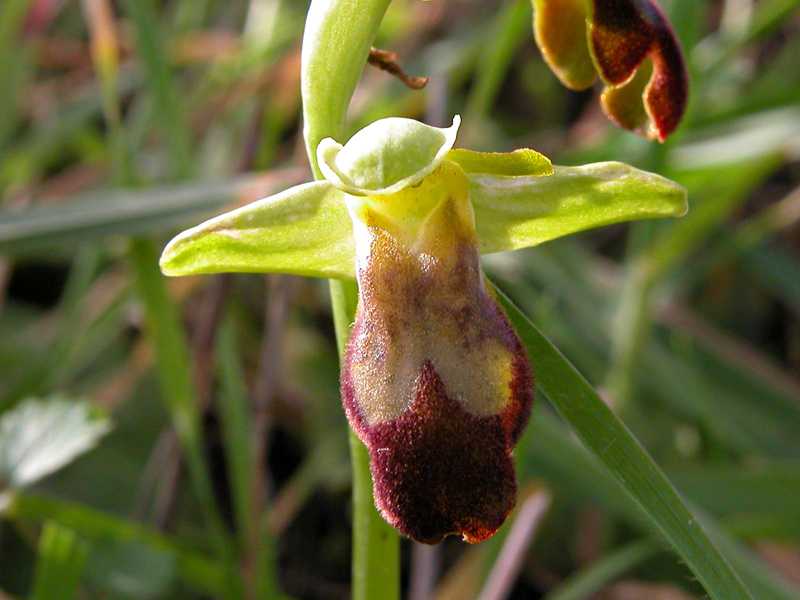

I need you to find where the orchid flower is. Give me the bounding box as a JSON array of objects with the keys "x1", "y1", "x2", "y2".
[
  {"x1": 160, "y1": 115, "x2": 686, "y2": 544},
  {"x1": 532, "y1": 0, "x2": 688, "y2": 141}
]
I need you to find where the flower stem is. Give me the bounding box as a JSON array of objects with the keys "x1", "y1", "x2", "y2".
[
  {"x1": 301, "y1": 0, "x2": 400, "y2": 594},
  {"x1": 330, "y1": 279, "x2": 400, "y2": 600}
]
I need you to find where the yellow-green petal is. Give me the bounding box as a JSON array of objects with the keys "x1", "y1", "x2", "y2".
[
  {"x1": 472, "y1": 161, "x2": 687, "y2": 254},
  {"x1": 159, "y1": 181, "x2": 355, "y2": 279},
  {"x1": 447, "y1": 148, "x2": 553, "y2": 177}
]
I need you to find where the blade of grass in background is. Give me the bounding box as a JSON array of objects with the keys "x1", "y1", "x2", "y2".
[
  {"x1": 216, "y1": 315, "x2": 281, "y2": 600},
  {"x1": 543, "y1": 540, "x2": 661, "y2": 600},
  {"x1": 463, "y1": 0, "x2": 530, "y2": 126},
  {"x1": 29, "y1": 522, "x2": 88, "y2": 600},
  {"x1": 216, "y1": 318, "x2": 256, "y2": 553},
  {"x1": 0, "y1": 169, "x2": 306, "y2": 255},
  {"x1": 495, "y1": 284, "x2": 757, "y2": 600},
  {"x1": 521, "y1": 408, "x2": 800, "y2": 600},
  {"x1": 8, "y1": 492, "x2": 227, "y2": 596},
  {"x1": 0, "y1": 0, "x2": 31, "y2": 156},
  {"x1": 90, "y1": 2, "x2": 242, "y2": 596},
  {"x1": 122, "y1": 0, "x2": 192, "y2": 179}
]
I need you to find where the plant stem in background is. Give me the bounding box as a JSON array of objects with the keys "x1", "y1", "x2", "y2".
[{"x1": 301, "y1": 1, "x2": 400, "y2": 598}]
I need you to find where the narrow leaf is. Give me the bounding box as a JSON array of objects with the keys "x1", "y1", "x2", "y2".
[
  {"x1": 6, "y1": 492, "x2": 226, "y2": 596},
  {"x1": 473, "y1": 162, "x2": 687, "y2": 255},
  {"x1": 448, "y1": 148, "x2": 553, "y2": 177},
  {"x1": 30, "y1": 522, "x2": 88, "y2": 600},
  {"x1": 159, "y1": 181, "x2": 355, "y2": 279},
  {"x1": 494, "y1": 285, "x2": 755, "y2": 600},
  {"x1": 0, "y1": 169, "x2": 305, "y2": 255}
]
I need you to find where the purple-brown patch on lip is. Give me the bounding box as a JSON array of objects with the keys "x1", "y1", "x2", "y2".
[
  {"x1": 361, "y1": 360, "x2": 527, "y2": 544},
  {"x1": 340, "y1": 190, "x2": 533, "y2": 544},
  {"x1": 590, "y1": 0, "x2": 688, "y2": 141},
  {"x1": 342, "y1": 331, "x2": 532, "y2": 544}
]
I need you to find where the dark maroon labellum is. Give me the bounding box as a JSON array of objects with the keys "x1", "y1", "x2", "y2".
[{"x1": 340, "y1": 167, "x2": 533, "y2": 544}]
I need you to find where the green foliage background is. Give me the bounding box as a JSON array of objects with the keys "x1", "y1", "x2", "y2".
[{"x1": 1, "y1": 1, "x2": 799, "y2": 599}]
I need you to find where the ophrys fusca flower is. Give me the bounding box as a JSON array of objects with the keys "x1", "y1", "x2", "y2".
[{"x1": 161, "y1": 115, "x2": 686, "y2": 543}]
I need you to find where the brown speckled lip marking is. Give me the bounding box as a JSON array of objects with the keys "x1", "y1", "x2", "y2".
[
  {"x1": 590, "y1": 0, "x2": 688, "y2": 140},
  {"x1": 341, "y1": 189, "x2": 533, "y2": 544}
]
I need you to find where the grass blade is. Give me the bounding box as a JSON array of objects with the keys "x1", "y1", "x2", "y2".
[
  {"x1": 30, "y1": 522, "x2": 89, "y2": 600},
  {"x1": 6, "y1": 492, "x2": 226, "y2": 596},
  {"x1": 543, "y1": 540, "x2": 660, "y2": 600},
  {"x1": 129, "y1": 239, "x2": 241, "y2": 600},
  {"x1": 0, "y1": 169, "x2": 306, "y2": 255},
  {"x1": 216, "y1": 317, "x2": 255, "y2": 551},
  {"x1": 494, "y1": 283, "x2": 755, "y2": 600},
  {"x1": 122, "y1": 0, "x2": 192, "y2": 178}
]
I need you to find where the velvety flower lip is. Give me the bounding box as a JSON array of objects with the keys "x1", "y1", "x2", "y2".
[
  {"x1": 158, "y1": 115, "x2": 688, "y2": 544},
  {"x1": 340, "y1": 161, "x2": 533, "y2": 543},
  {"x1": 343, "y1": 359, "x2": 530, "y2": 544},
  {"x1": 533, "y1": 0, "x2": 689, "y2": 141}
]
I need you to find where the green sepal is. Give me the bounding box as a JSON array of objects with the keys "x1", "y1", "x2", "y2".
[
  {"x1": 447, "y1": 148, "x2": 553, "y2": 177},
  {"x1": 472, "y1": 161, "x2": 688, "y2": 254},
  {"x1": 159, "y1": 181, "x2": 356, "y2": 279},
  {"x1": 160, "y1": 160, "x2": 687, "y2": 280}
]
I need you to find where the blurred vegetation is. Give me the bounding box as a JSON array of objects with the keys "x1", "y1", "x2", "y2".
[{"x1": 0, "y1": 0, "x2": 799, "y2": 599}]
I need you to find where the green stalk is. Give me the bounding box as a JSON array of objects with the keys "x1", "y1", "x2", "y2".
[
  {"x1": 301, "y1": 2, "x2": 400, "y2": 598},
  {"x1": 0, "y1": 0, "x2": 30, "y2": 155}
]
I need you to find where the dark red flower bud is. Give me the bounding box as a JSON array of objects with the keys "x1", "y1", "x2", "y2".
[{"x1": 533, "y1": 0, "x2": 688, "y2": 141}]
